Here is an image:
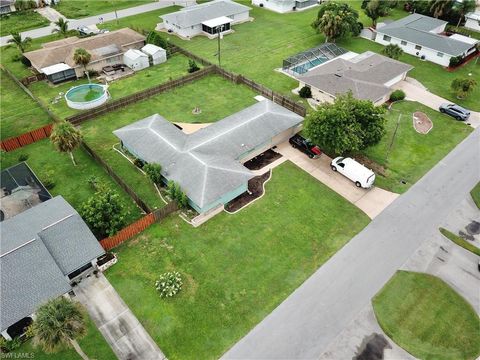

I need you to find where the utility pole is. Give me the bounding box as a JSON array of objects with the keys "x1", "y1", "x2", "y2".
[{"x1": 217, "y1": 24, "x2": 224, "y2": 67}]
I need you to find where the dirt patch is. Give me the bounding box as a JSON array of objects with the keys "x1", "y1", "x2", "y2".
[
  {"x1": 243, "y1": 149, "x2": 282, "y2": 170},
  {"x1": 354, "y1": 333, "x2": 391, "y2": 360},
  {"x1": 353, "y1": 154, "x2": 387, "y2": 177},
  {"x1": 225, "y1": 171, "x2": 270, "y2": 212},
  {"x1": 413, "y1": 111, "x2": 433, "y2": 134}
]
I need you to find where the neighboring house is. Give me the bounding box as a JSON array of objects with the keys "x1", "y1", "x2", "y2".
[
  {"x1": 0, "y1": 0, "x2": 15, "y2": 14},
  {"x1": 251, "y1": 0, "x2": 319, "y2": 13},
  {"x1": 0, "y1": 165, "x2": 104, "y2": 341},
  {"x1": 141, "y1": 44, "x2": 167, "y2": 66},
  {"x1": 123, "y1": 48, "x2": 150, "y2": 71},
  {"x1": 375, "y1": 13, "x2": 479, "y2": 67},
  {"x1": 23, "y1": 28, "x2": 145, "y2": 83},
  {"x1": 114, "y1": 100, "x2": 303, "y2": 214},
  {"x1": 297, "y1": 51, "x2": 413, "y2": 105},
  {"x1": 465, "y1": 11, "x2": 480, "y2": 32},
  {"x1": 160, "y1": 0, "x2": 251, "y2": 39}
]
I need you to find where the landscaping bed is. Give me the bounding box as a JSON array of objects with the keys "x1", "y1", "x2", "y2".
[
  {"x1": 225, "y1": 171, "x2": 270, "y2": 212},
  {"x1": 413, "y1": 111, "x2": 433, "y2": 134},
  {"x1": 243, "y1": 149, "x2": 282, "y2": 170}
]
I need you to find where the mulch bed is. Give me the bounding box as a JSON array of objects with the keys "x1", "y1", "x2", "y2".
[
  {"x1": 413, "y1": 111, "x2": 433, "y2": 134},
  {"x1": 243, "y1": 149, "x2": 282, "y2": 170},
  {"x1": 225, "y1": 171, "x2": 270, "y2": 212},
  {"x1": 352, "y1": 154, "x2": 387, "y2": 177}
]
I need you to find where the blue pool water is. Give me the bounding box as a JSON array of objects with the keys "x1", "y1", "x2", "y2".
[{"x1": 291, "y1": 57, "x2": 328, "y2": 74}]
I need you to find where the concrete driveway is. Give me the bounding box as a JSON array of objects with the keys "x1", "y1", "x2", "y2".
[
  {"x1": 74, "y1": 273, "x2": 165, "y2": 360},
  {"x1": 275, "y1": 142, "x2": 399, "y2": 219},
  {"x1": 393, "y1": 80, "x2": 480, "y2": 128}
]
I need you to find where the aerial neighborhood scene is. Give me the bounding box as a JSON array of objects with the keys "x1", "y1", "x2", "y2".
[{"x1": 1, "y1": 0, "x2": 479, "y2": 359}]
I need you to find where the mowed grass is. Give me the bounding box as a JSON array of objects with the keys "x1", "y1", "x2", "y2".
[
  {"x1": 29, "y1": 53, "x2": 198, "y2": 119},
  {"x1": 0, "y1": 70, "x2": 52, "y2": 140},
  {"x1": 471, "y1": 182, "x2": 480, "y2": 209},
  {"x1": 373, "y1": 271, "x2": 480, "y2": 360},
  {"x1": 106, "y1": 161, "x2": 370, "y2": 360},
  {"x1": 0, "y1": 10, "x2": 49, "y2": 36},
  {"x1": 1, "y1": 139, "x2": 142, "y2": 222},
  {"x1": 363, "y1": 101, "x2": 472, "y2": 193},
  {"x1": 53, "y1": 0, "x2": 153, "y2": 19},
  {"x1": 80, "y1": 74, "x2": 257, "y2": 210}
]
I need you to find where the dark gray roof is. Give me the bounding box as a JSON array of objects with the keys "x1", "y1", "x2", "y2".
[
  {"x1": 114, "y1": 100, "x2": 303, "y2": 209},
  {"x1": 377, "y1": 13, "x2": 476, "y2": 55},
  {"x1": 161, "y1": 0, "x2": 251, "y2": 28},
  {"x1": 298, "y1": 52, "x2": 412, "y2": 102}
]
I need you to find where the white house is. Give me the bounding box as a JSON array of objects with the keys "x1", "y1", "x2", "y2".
[
  {"x1": 465, "y1": 11, "x2": 480, "y2": 32},
  {"x1": 123, "y1": 49, "x2": 150, "y2": 71},
  {"x1": 251, "y1": 0, "x2": 319, "y2": 13},
  {"x1": 160, "y1": 0, "x2": 251, "y2": 39},
  {"x1": 141, "y1": 44, "x2": 167, "y2": 66},
  {"x1": 375, "y1": 13, "x2": 478, "y2": 67}
]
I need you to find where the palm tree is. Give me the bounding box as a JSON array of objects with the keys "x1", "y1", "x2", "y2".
[
  {"x1": 33, "y1": 297, "x2": 89, "y2": 360},
  {"x1": 453, "y1": 0, "x2": 475, "y2": 28},
  {"x1": 429, "y1": 0, "x2": 452, "y2": 19},
  {"x1": 50, "y1": 121, "x2": 83, "y2": 166},
  {"x1": 363, "y1": 0, "x2": 390, "y2": 28},
  {"x1": 73, "y1": 48, "x2": 92, "y2": 82},
  {"x1": 312, "y1": 2, "x2": 359, "y2": 42},
  {"x1": 382, "y1": 43, "x2": 403, "y2": 59},
  {"x1": 52, "y1": 17, "x2": 69, "y2": 37},
  {"x1": 7, "y1": 32, "x2": 32, "y2": 53}
]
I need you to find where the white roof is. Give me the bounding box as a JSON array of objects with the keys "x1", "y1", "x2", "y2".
[
  {"x1": 202, "y1": 16, "x2": 232, "y2": 28},
  {"x1": 141, "y1": 43, "x2": 166, "y2": 55},
  {"x1": 41, "y1": 63, "x2": 72, "y2": 75},
  {"x1": 465, "y1": 11, "x2": 480, "y2": 21},
  {"x1": 124, "y1": 49, "x2": 148, "y2": 60},
  {"x1": 449, "y1": 33, "x2": 478, "y2": 45}
]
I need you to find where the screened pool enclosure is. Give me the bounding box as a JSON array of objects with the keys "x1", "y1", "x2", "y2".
[{"x1": 283, "y1": 43, "x2": 348, "y2": 75}]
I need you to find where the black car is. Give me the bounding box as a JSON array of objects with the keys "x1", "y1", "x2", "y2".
[
  {"x1": 289, "y1": 134, "x2": 322, "y2": 158},
  {"x1": 439, "y1": 103, "x2": 470, "y2": 121}
]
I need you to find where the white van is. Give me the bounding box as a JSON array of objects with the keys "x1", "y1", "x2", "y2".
[{"x1": 330, "y1": 157, "x2": 375, "y2": 188}]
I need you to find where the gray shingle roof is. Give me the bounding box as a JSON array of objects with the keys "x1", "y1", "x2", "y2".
[
  {"x1": 377, "y1": 13, "x2": 476, "y2": 56},
  {"x1": 161, "y1": 0, "x2": 251, "y2": 28},
  {"x1": 114, "y1": 100, "x2": 303, "y2": 209},
  {"x1": 298, "y1": 52, "x2": 412, "y2": 102}
]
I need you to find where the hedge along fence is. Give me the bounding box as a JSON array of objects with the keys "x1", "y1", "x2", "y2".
[{"x1": 0, "y1": 123, "x2": 53, "y2": 152}]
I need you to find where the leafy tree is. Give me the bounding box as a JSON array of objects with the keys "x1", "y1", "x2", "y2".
[
  {"x1": 299, "y1": 86, "x2": 312, "y2": 98},
  {"x1": 429, "y1": 0, "x2": 454, "y2": 18},
  {"x1": 144, "y1": 163, "x2": 162, "y2": 184},
  {"x1": 311, "y1": 2, "x2": 360, "y2": 42},
  {"x1": 304, "y1": 92, "x2": 386, "y2": 154},
  {"x1": 7, "y1": 32, "x2": 32, "y2": 53},
  {"x1": 362, "y1": 0, "x2": 392, "y2": 27},
  {"x1": 382, "y1": 43, "x2": 403, "y2": 59},
  {"x1": 50, "y1": 121, "x2": 82, "y2": 166},
  {"x1": 146, "y1": 31, "x2": 171, "y2": 56},
  {"x1": 187, "y1": 60, "x2": 200, "y2": 73},
  {"x1": 80, "y1": 186, "x2": 128, "y2": 237},
  {"x1": 32, "y1": 298, "x2": 88, "y2": 360},
  {"x1": 52, "y1": 17, "x2": 69, "y2": 37},
  {"x1": 451, "y1": 78, "x2": 477, "y2": 99},
  {"x1": 453, "y1": 0, "x2": 475, "y2": 28},
  {"x1": 73, "y1": 48, "x2": 92, "y2": 81}
]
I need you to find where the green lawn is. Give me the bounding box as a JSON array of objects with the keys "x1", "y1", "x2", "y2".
[
  {"x1": 29, "y1": 53, "x2": 198, "y2": 119},
  {"x1": 1, "y1": 139, "x2": 142, "y2": 223},
  {"x1": 79, "y1": 74, "x2": 257, "y2": 211},
  {"x1": 439, "y1": 228, "x2": 480, "y2": 256},
  {"x1": 16, "y1": 314, "x2": 115, "y2": 360},
  {"x1": 53, "y1": 0, "x2": 153, "y2": 19},
  {"x1": 0, "y1": 10, "x2": 50, "y2": 37},
  {"x1": 471, "y1": 182, "x2": 480, "y2": 209},
  {"x1": 0, "y1": 70, "x2": 52, "y2": 140},
  {"x1": 373, "y1": 271, "x2": 480, "y2": 360},
  {"x1": 106, "y1": 161, "x2": 370, "y2": 360},
  {"x1": 362, "y1": 101, "x2": 472, "y2": 193}
]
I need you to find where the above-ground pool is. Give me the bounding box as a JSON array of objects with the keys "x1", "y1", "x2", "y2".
[{"x1": 65, "y1": 83, "x2": 109, "y2": 110}]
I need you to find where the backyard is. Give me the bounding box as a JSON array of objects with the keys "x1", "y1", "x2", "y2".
[
  {"x1": 363, "y1": 101, "x2": 472, "y2": 193},
  {"x1": 0, "y1": 10, "x2": 49, "y2": 36},
  {"x1": 373, "y1": 271, "x2": 480, "y2": 360},
  {"x1": 105, "y1": 161, "x2": 370, "y2": 360},
  {"x1": 0, "y1": 70, "x2": 52, "y2": 140},
  {"x1": 53, "y1": 0, "x2": 153, "y2": 19},
  {"x1": 80, "y1": 74, "x2": 258, "y2": 210}
]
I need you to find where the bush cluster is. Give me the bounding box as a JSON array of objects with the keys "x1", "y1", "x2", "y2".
[
  {"x1": 144, "y1": 163, "x2": 162, "y2": 184},
  {"x1": 389, "y1": 89, "x2": 406, "y2": 102},
  {"x1": 299, "y1": 86, "x2": 312, "y2": 98},
  {"x1": 188, "y1": 60, "x2": 200, "y2": 73},
  {"x1": 155, "y1": 271, "x2": 183, "y2": 298},
  {"x1": 167, "y1": 181, "x2": 188, "y2": 208}
]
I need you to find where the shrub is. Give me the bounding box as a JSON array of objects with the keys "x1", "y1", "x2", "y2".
[
  {"x1": 187, "y1": 60, "x2": 200, "y2": 73},
  {"x1": 42, "y1": 179, "x2": 55, "y2": 190},
  {"x1": 133, "y1": 158, "x2": 144, "y2": 168},
  {"x1": 449, "y1": 56, "x2": 462, "y2": 67},
  {"x1": 382, "y1": 44, "x2": 403, "y2": 60},
  {"x1": 87, "y1": 175, "x2": 100, "y2": 191},
  {"x1": 18, "y1": 153, "x2": 29, "y2": 162},
  {"x1": 299, "y1": 86, "x2": 312, "y2": 98},
  {"x1": 389, "y1": 89, "x2": 406, "y2": 102},
  {"x1": 144, "y1": 163, "x2": 162, "y2": 184},
  {"x1": 166, "y1": 180, "x2": 188, "y2": 208},
  {"x1": 155, "y1": 271, "x2": 183, "y2": 298},
  {"x1": 451, "y1": 77, "x2": 477, "y2": 99},
  {"x1": 0, "y1": 337, "x2": 22, "y2": 353}
]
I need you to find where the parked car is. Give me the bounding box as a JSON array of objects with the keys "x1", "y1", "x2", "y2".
[
  {"x1": 331, "y1": 157, "x2": 375, "y2": 188},
  {"x1": 77, "y1": 26, "x2": 96, "y2": 36},
  {"x1": 439, "y1": 103, "x2": 470, "y2": 121},
  {"x1": 289, "y1": 134, "x2": 322, "y2": 158}
]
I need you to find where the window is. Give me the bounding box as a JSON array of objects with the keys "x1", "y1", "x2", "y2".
[
  {"x1": 437, "y1": 52, "x2": 444, "y2": 57},
  {"x1": 383, "y1": 35, "x2": 391, "y2": 42},
  {"x1": 415, "y1": 45, "x2": 422, "y2": 50},
  {"x1": 401, "y1": 40, "x2": 407, "y2": 46}
]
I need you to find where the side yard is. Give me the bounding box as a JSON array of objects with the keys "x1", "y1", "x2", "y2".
[
  {"x1": 105, "y1": 161, "x2": 370, "y2": 360},
  {"x1": 0, "y1": 10, "x2": 49, "y2": 37},
  {"x1": 53, "y1": 0, "x2": 153, "y2": 19}
]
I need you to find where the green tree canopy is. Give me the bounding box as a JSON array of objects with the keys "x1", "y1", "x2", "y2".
[
  {"x1": 362, "y1": 0, "x2": 392, "y2": 27},
  {"x1": 311, "y1": 2, "x2": 360, "y2": 42},
  {"x1": 304, "y1": 92, "x2": 386, "y2": 155},
  {"x1": 50, "y1": 121, "x2": 83, "y2": 166},
  {"x1": 451, "y1": 78, "x2": 477, "y2": 99},
  {"x1": 453, "y1": 0, "x2": 475, "y2": 28}
]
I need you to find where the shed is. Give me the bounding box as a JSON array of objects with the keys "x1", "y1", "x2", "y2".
[
  {"x1": 141, "y1": 44, "x2": 167, "y2": 65},
  {"x1": 123, "y1": 49, "x2": 149, "y2": 71}
]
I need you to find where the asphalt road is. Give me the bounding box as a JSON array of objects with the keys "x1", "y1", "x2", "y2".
[{"x1": 223, "y1": 126, "x2": 480, "y2": 359}]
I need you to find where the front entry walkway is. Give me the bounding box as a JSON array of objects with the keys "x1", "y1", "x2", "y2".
[
  {"x1": 275, "y1": 142, "x2": 399, "y2": 219},
  {"x1": 74, "y1": 273, "x2": 165, "y2": 360}
]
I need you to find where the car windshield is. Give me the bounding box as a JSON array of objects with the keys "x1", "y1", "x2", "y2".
[{"x1": 337, "y1": 157, "x2": 345, "y2": 162}]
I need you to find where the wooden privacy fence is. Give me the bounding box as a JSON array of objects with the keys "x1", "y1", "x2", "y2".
[
  {"x1": 20, "y1": 73, "x2": 46, "y2": 86},
  {"x1": 153, "y1": 201, "x2": 179, "y2": 221},
  {"x1": 170, "y1": 45, "x2": 214, "y2": 67},
  {"x1": 0, "y1": 124, "x2": 53, "y2": 152}
]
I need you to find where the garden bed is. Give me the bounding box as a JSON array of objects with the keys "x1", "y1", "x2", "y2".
[
  {"x1": 413, "y1": 111, "x2": 433, "y2": 134},
  {"x1": 243, "y1": 149, "x2": 282, "y2": 170},
  {"x1": 225, "y1": 171, "x2": 270, "y2": 212}
]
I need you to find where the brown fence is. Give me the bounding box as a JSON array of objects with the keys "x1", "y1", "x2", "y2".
[
  {"x1": 153, "y1": 201, "x2": 179, "y2": 221},
  {"x1": 100, "y1": 213, "x2": 155, "y2": 250},
  {"x1": 170, "y1": 45, "x2": 215, "y2": 67},
  {"x1": 20, "y1": 73, "x2": 46, "y2": 86},
  {"x1": 0, "y1": 124, "x2": 53, "y2": 152}
]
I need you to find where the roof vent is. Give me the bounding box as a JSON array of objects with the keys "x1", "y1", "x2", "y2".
[{"x1": 334, "y1": 73, "x2": 342, "y2": 77}]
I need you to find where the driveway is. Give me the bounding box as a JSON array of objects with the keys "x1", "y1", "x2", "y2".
[
  {"x1": 74, "y1": 273, "x2": 165, "y2": 360},
  {"x1": 393, "y1": 80, "x2": 480, "y2": 128},
  {"x1": 275, "y1": 141, "x2": 399, "y2": 219}
]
